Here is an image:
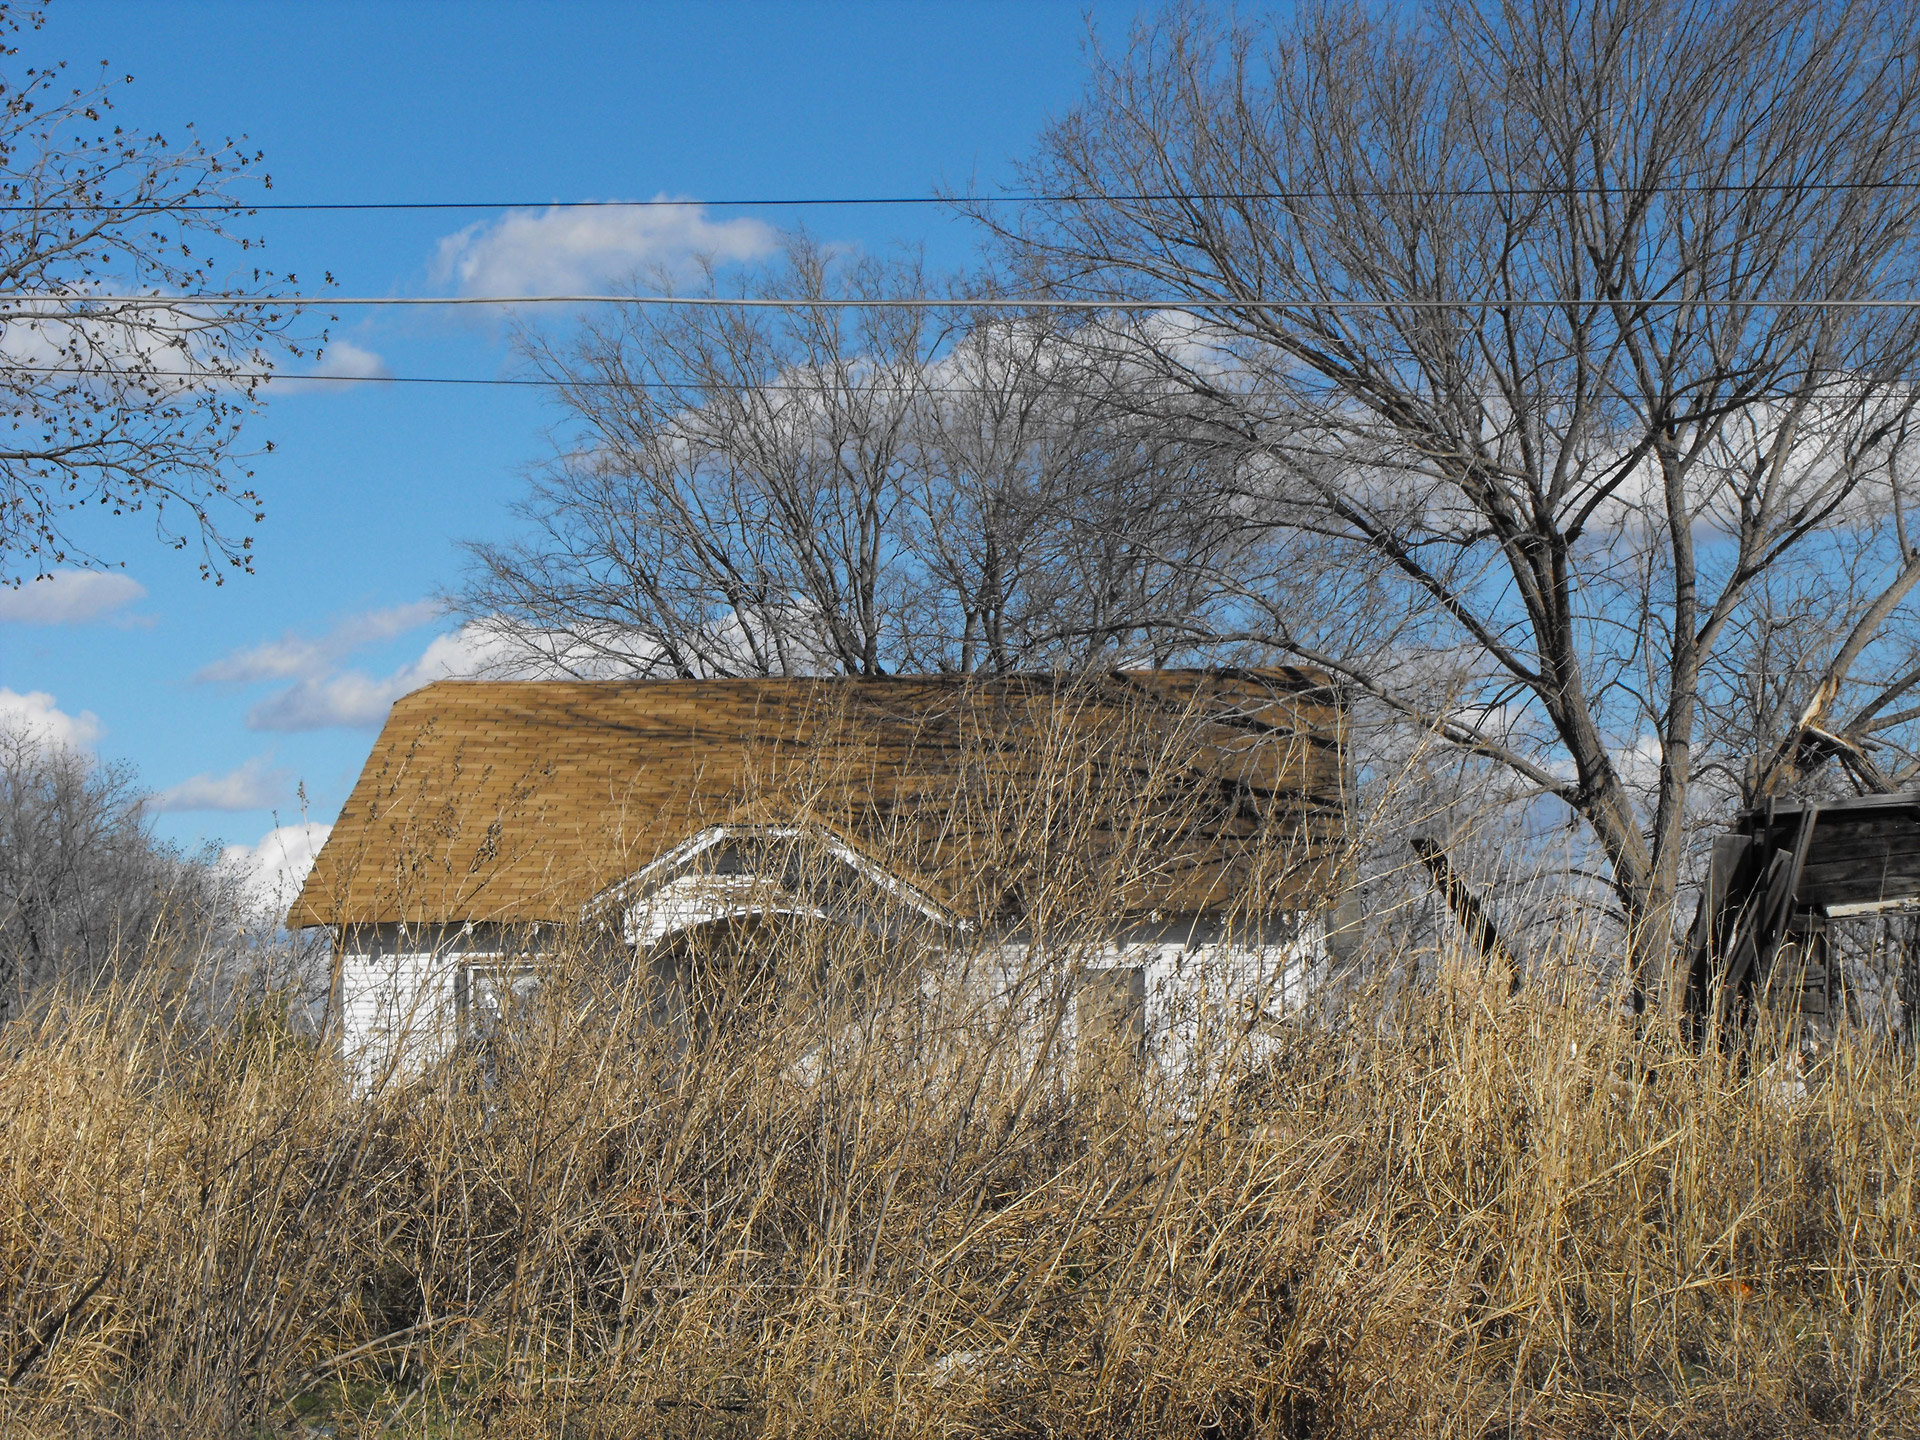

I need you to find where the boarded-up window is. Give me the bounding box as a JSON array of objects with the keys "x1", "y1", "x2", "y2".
[
  {"x1": 462, "y1": 964, "x2": 542, "y2": 1046},
  {"x1": 1078, "y1": 965, "x2": 1146, "y2": 1073}
]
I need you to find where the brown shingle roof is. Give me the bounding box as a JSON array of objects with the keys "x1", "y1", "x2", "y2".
[{"x1": 287, "y1": 668, "x2": 1346, "y2": 929}]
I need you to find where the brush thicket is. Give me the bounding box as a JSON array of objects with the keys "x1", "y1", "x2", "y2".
[{"x1": 0, "y1": 735, "x2": 1915, "y2": 1438}]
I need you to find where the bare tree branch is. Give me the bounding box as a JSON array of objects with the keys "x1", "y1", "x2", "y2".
[
  {"x1": 975, "y1": 0, "x2": 1920, "y2": 989},
  {"x1": 0, "y1": 12, "x2": 307, "y2": 583}
]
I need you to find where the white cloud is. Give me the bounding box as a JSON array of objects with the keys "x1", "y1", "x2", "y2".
[
  {"x1": 0, "y1": 570, "x2": 146, "y2": 625},
  {"x1": 245, "y1": 622, "x2": 524, "y2": 732},
  {"x1": 223, "y1": 821, "x2": 331, "y2": 919},
  {"x1": 208, "y1": 608, "x2": 601, "y2": 734},
  {"x1": 1612, "y1": 735, "x2": 1665, "y2": 792},
  {"x1": 271, "y1": 338, "x2": 390, "y2": 394},
  {"x1": 431, "y1": 198, "x2": 778, "y2": 296},
  {"x1": 0, "y1": 295, "x2": 235, "y2": 399},
  {"x1": 0, "y1": 688, "x2": 102, "y2": 750},
  {"x1": 310, "y1": 339, "x2": 388, "y2": 379},
  {"x1": 196, "y1": 600, "x2": 442, "y2": 685},
  {"x1": 405, "y1": 623, "x2": 525, "y2": 680},
  {"x1": 246, "y1": 671, "x2": 411, "y2": 731},
  {"x1": 153, "y1": 754, "x2": 291, "y2": 813}
]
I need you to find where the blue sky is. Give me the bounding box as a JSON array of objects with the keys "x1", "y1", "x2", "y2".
[{"x1": 0, "y1": 0, "x2": 1154, "y2": 896}]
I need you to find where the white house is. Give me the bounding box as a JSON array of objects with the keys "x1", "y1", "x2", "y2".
[{"x1": 287, "y1": 670, "x2": 1350, "y2": 1090}]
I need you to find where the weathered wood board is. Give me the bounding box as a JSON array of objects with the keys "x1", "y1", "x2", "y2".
[{"x1": 1683, "y1": 792, "x2": 1920, "y2": 1030}]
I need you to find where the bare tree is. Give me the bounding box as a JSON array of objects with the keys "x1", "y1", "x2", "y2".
[
  {"x1": 979, "y1": 0, "x2": 1920, "y2": 995},
  {"x1": 461, "y1": 238, "x2": 937, "y2": 679},
  {"x1": 0, "y1": 727, "x2": 236, "y2": 1022},
  {"x1": 457, "y1": 237, "x2": 1242, "y2": 677},
  {"x1": 0, "y1": 6, "x2": 304, "y2": 584},
  {"x1": 897, "y1": 311, "x2": 1243, "y2": 671}
]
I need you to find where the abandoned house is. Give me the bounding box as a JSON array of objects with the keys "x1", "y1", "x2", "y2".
[{"x1": 287, "y1": 668, "x2": 1349, "y2": 1089}]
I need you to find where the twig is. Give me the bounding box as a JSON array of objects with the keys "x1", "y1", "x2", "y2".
[
  {"x1": 276, "y1": 1314, "x2": 472, "y2": 1404},
  {"x1": 8, "y1": 1247, "x2": 114, "y2": 1387}
]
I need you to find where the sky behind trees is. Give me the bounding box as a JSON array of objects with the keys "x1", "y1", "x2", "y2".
[{"x1": 0, "y1": 0, "x2": 1141, "y2": 890}]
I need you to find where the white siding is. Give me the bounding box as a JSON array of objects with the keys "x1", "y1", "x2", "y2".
[
  {"x1": 1092, "y1": 924, "x2": 1321, "y2": 1076},
  {"x1": 1136, "y1": 922, "x2": 1325, "y2": 1087},
  {"x1": 340, "y1": 946, "x2": 464, "y2": 1093},
  {"x1": 334, "y1": 913, "x2": 1328, "y2": 1091},
  {"x1": 961, "y1": 915, "x2": 1327, "y2": 1092}
]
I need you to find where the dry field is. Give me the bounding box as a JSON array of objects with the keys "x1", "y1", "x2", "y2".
[{"x1": 0, "y1": 900, "x2": 1915, "y2": 1440}]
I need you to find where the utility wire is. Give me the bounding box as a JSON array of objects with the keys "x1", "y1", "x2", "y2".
[
  {"x1": 0, "y1": 364, "x2": 1086, "y2": 394},
  {"x1": 4, "y1": 293, "x2": 1920, "y2": 310},
  {"x1": 5, "y1": 179, "x2": 1920, "y2": 211},
  {"x1": 8, "y1": 363, "x2": 1914, "y2": 401}
]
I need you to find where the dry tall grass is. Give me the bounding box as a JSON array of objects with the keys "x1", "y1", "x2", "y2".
[
  {"x1": 2, "y1": 928, "x2": 1915, "y2": 1437},
  {"x1": 2, "y1": 707, "x2": 1917, "y2": 1438}
]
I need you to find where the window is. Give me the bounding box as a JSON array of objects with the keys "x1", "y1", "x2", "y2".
[
  {"x1": 1078, "y1": 965, "x2": 1146, "y2": 1074},
  {"x1": 461, "y1": 963, "x2": 542, "y2": 1048}
]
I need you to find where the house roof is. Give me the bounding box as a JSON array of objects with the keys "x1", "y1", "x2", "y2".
[{"x1": 287, "y1": 668, "x2": 1347, "y2": 930}]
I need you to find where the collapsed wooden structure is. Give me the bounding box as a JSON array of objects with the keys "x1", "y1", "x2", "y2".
[{"x1": 1681, "y1": 791, "x2": 1920, "y2": 1031}]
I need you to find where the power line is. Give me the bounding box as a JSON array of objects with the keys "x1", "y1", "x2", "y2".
[
  {"x1": 4, "y1": 292, "x2": 1920, "y2": 311},
  {"x1": 5, "y1": 179, "x2": 1920, "y2": 212},
  {"x1": 0, "y1": 195, "x2": 954, "y2": 213},
  {"x1": 8, "y1": 363, "x2": 1914, "y2": 402},
  {"x1": 0, "y1": 364, "x2": 1073, "y2": 394}
]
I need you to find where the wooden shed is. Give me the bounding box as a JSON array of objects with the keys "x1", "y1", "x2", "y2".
[{"x1": 1683, "y1": 790, "x2": 1920, "y2": 1030}]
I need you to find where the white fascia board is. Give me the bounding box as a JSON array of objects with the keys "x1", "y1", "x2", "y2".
[
  {"x1": 1825, "y1": 895, "x2": 1920, "y2": 918},
  {"x1": 582, "y1": 821, "x2": 961, "y2": 933},
  {"x1": 622, "y1": 871, "x2": 831, "y2": 947},
  {"x1": 799, "y1": 828, "x2": 961, "y2": 929},
  {"x1": 583, "y1": 826, "x2": 735, "y2": 920}
]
